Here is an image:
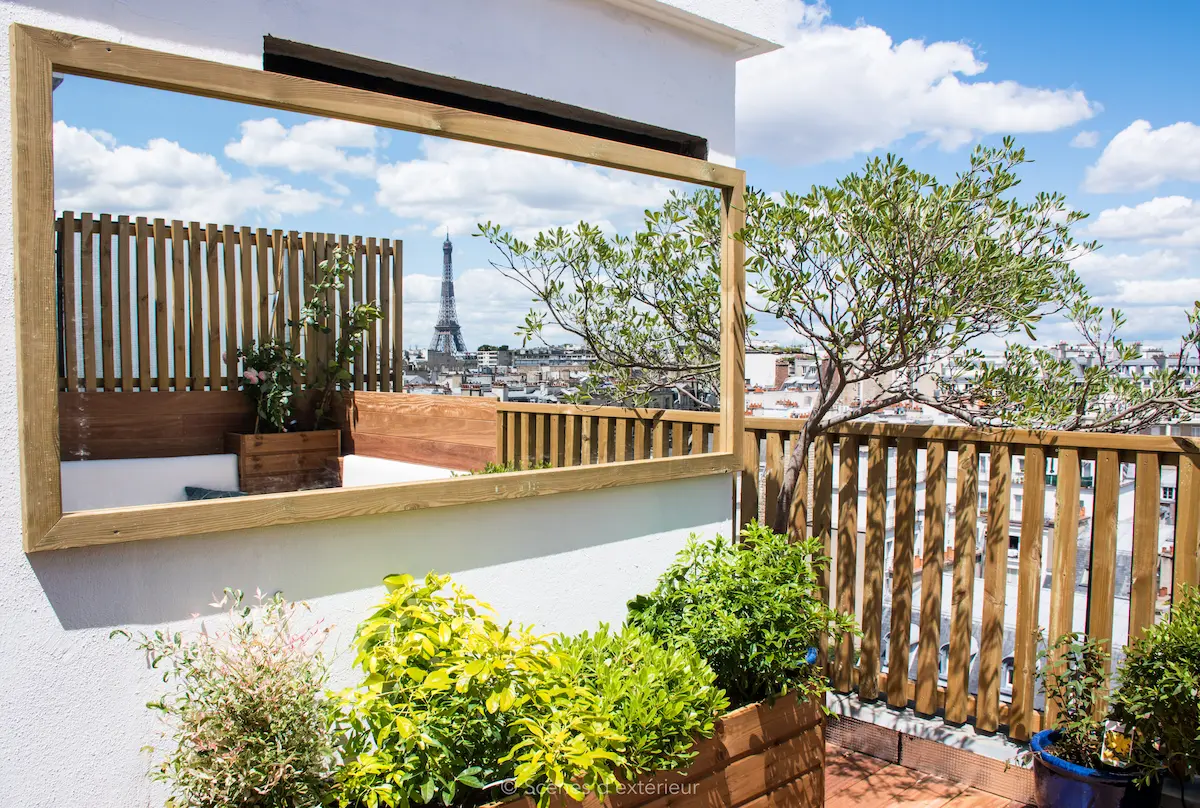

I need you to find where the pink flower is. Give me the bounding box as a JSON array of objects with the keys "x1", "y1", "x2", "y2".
[
  {"x1": 256, "y1": 369, "x2": 270, "y2": 383},
  {"x1": 243, "y1": 369, "x2": 258, "y2": 382}
]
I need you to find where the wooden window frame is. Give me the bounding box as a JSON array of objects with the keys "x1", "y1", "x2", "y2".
[{"x1": 9, "y1": 24, "x2": 746, "y2": 552}]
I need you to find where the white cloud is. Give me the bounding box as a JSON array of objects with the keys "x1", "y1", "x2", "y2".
[
  {"x1": 375, "y1": 137, "x2": 676, "y2": 237},
  {"x1": 54, "y1": 121, "x2": 332, "y2": 222},
  {"x1": 1070, "y1": 130, "x2": 1099, "y2": 148},
  {"x1": 1113, "y1": 278, "x2": 1200, "y2": 306},
  {"x1": 224, "y1": 117, "x2": 378, "y2": 185},
  {"x1": 1088, "y1": 196, "x2": 1200, "y2": 247},
  {"x1": 1083, "y1": 120, "x2": 1200, "y2": 192},
  {"x1": 736, "y1": 2, "x2": 1098, "y2": 163}
]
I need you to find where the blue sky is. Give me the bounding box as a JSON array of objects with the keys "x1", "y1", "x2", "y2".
[{"x1": 52, "y1": 0, "x2": 1200, "y2": 351}]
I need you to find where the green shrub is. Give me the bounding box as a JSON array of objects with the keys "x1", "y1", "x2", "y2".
[
  {"x1": 1109, "y1": 585, "x2": 1200, "y2": 787},
  {"x1": 1034, "y1": 633, "x2": 1109, "y2": 768},
  {"x1": 515, "y1": 626, "x2": 728, "y2": 787},
  {"x1": 332, "y1": 573, "x2": 726, "y2": 808},
  {"x1": 113, "y1": 590, "x2": 334, "y2": 808},
  {"x1": 627, "y1": 521, "x2": 855, "y2": 707}
]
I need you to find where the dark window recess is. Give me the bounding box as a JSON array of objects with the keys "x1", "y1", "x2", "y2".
[{"x1": 263, "y1": 36, "x2": 708, "y2": 160}]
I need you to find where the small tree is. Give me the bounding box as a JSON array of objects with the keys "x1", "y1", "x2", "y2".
[
  {"x1": 484, "y1": 139, "x2": 1097, "y2": 532},
  {"x1": 478, "y1": 191, "x2": 732, "y2": 408}
]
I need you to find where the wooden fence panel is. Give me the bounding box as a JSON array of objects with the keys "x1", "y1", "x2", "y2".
[
  {"x1": 1010, "y1": 445, "x2": 1046, "y2": 742},
  {"x1": 1130, "y1": 453, "x2": 1160, "y2": 640},
  {"x1": 1088, "y1": 449, "x2": 1120, "y2": 700},
  {"x1": 834, "y1": 436, "x2": 859, "y2": 693},
  {"x1": 1177, "y1": 454, "x2": 1200, "y2": 599},
  {"x1": 977, "y1": 444, "x2": 1011, "y2": 733},
  {"x1": 887, "y1": 437, "x2": 917, "y2": 709},
  {"x1": 55, "y1": 214, "x2": 401, "y2": 393},
  {"x1": 945, "y1": 442, "x2": 978, "y2": 725},
  {"x1": 860, "y1": 437, "x2": 888, "y2": 702},
  {"x1": 1046, "y1": 448, "x2": 1082, "y2": 729}
]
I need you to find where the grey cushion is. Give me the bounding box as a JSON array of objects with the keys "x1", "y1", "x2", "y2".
[{"x1": 184, "y1": 485, "x2": 247, "y2": 501}]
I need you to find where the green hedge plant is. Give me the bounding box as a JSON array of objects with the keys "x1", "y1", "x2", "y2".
[
  {"x1": 1034, "y1": 632, "x2": 1110, "y2": 768},
  {"x1": 1109, "y1": 585, "x2": 1200, "y2": 789},
  {"x1": 627, "y1": 521, "x2": 855, "y2": 708},
  {"x1": 332, "y1": 573, "x2": 728, "y2": 808}
]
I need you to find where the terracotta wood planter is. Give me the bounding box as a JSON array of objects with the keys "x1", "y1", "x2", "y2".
[
  {"x1": 498, "y1": 691, "x2": 825, "y2": 808},
  {"x1": 225, "y1": 430, "x2": 342, "y2": 494}
]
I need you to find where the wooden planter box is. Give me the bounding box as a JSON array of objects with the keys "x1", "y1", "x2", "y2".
[
  {"x1": 225, "y1": 430, "x2": 342, "y2": 494},
  {"x1": 499, "y1": 692, "x2": 824, "y2": 808}
]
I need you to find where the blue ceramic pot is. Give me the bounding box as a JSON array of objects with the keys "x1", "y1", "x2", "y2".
[{"x1": 1031, "y1": 729, "x2": 1161, "y2": 808}]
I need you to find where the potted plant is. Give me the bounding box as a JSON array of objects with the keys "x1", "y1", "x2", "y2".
[
  {"x1": 229, "y1": 244, "x2": 382, "y2": 494},
  {"x1": 1027, "y1": 633, "x2": 1161, "y2": 808},
  {"x1": 1109, "y1": 586, "x2": 1200, "y2": 807}
]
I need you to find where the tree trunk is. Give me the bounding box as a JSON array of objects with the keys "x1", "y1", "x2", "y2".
[{"x1": 772, "y1": 418, "x2": 819, "y2": 536}]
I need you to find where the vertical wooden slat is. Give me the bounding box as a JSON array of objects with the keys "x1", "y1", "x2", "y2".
[
  {"x1": 496, "y1": 409, "x2": 508, "y2": 465},
  {"x1": 314, "y1": 232, "x2": 329, "y2": 377},
  {"x1": 598, "y1": 417, "x2": 612, "y2": 464},
  {"x1": 1046, "y1": 448, "x2": 1081, "y2": 729},
  {"x1": 633, "y1": 420, "x2": 649, "y2": 460},
  {"x1": 98, "y1": 214, "x2": 115, "y2": 390},
  {"x1": 977, "y1": 444, "x2": 1011, "y2": 733},
  {"x1": 788, "y1": 433, "x2": 810, "y2": 543},
  {"x1": 812, "y1": 435, "x2": 834, "y2": 665},
  {"x1": 690, "y1": 423, "x2": 705, "y2": 456},
  {"x1": 365, "y1": 236, "x2": 378, "y2": 391},
  {"x1": 117, "y1": 216, "x2": 133, "y2": 391},
  {"x1": 764, "y1": 431, "x2": 784, "y2": 529},
  {"x1": 240, "y1": 226, "x2": 255, "y2": 375},
  {"x1": 534, "y1": 414, "x2": 547, "y2": 466},
  {"x1": 1176, "y1": 454, "x2": 1200, "y2": 599},
  {"x1": 59, "y1": 212, "x2": 79, "y2": 392},
  {"x1": 740, "y1": 431, "x2": 760, "y2": 530},
  {"x1": 1087, "y1": 448, "x2": 1120, "y2": 703},
  {"x1": 1010, "y1": 446, "x2": 1046, "y2": 741},
  {"x1": 519, "y1": 412, "x2": 533, "y2": 468},
  {"x1": 1129, "y1": 453, "x2": 1161, "y2": 640},
  {"x1": 504, "y1": 412, "x2": 518, "y2": 468},
  {"x1": 286, "y1": 231, "x2": 302, "y2": 382},
  {"x1": 615, "y1": 418, "x2": 631, "y2": 462},
  {"x1": 153, "y1": 219, "x2": 169, "y2": 390},
  {"x1": 351, "y1": 236, "x2": 364, "y2": 390},
  {"x1": 565, "y1": 415, "x2": 582, "y2": 466},
  {"x1": 916, "y1": 440, "x2": 948, "y2": 716},
  {"x1": 887, "y1": 437, "x2": 917, "y2": 709},
  {"x1": 135, "y1": 216, "x2": 150, "y2": 391},
  {"x1": 379, "y1": 237, "x2": 392, "y2": 391},
  {"x1": 79, "y1": 212, "x2": 97, "y2": 392},
  {"x1": 392, "y1": 240, "x2": 403, "y2": 392},
  {"x1": 188, "y1": 221, "x2": 204, "y2": 390},
  {"x1": 945, "y1": 441, "x2": 978, "y2": 725},
  {"x1": 550, "y1": 413, "x2": 564, "y2": 468},
  {"x1": 255, "y1": 227, "x2": 270, "y2": 346},
  {"x1": 834, "y1": 435, "x2": 860, "y2": 693},
  {"x1": 205, "y1": 224, "x2": 221, "y2": 391},
  {"x1": 171, "y1": 220, "x2": 187, "y2": 391},
  {"x1": 223, "y1": 225, "x2": 238, "y2": 387},
  {"x1": 580, "y1": 416, "x2": 594, "y2": 466},
  {"x1": 278, "y1": 230, "x2": 292, "y2": 340},
  {"x1": 860, "y1": 437, "x2": 888, "y2": 702},
  {"x1": 652, "y1": 421, "x2": 667, "y2": 459},
  {"x1": 670, "y1": 422, "x2": 684, "y2": 459}
]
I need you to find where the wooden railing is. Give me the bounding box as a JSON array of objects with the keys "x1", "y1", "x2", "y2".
[
  {"x1": 55, "y1": 212, "x2": 402, "y2": 393},
  {"x1": 496, "y1": 402, "x2": 1200, "y2": 742},
  {"x1": 495, "y1": 401, "x2": 721, "y2": 466}
]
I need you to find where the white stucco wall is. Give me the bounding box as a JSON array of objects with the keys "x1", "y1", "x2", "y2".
[
  {"x1": 0, "y1": 0, "x2": 770, "y2": 164},
  {"x1": 0, "y1": 2, "x2": 758, "y2": 805}
]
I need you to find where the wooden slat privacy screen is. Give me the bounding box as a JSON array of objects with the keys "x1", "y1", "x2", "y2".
[
  {"x1": 55, "y1": 212, "x2": 403, "y2": 393},
  {"x1": 497, "y1": 402, "x2": 1200, "y2": 743}
]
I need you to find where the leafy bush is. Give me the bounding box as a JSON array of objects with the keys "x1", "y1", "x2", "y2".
[
  {"x1": 114, "y1": 589, "x2": 334, "y2": 808},
  {"x1": 512, "y1": 626, "x2": 728, "y2": 790},
  {"x1": 332, "y1": 573, "x2": 727, "y2": 808},
  {"x1": 1109, "y1": 586, "x2": 1200, "y2": 787},
  {"x1": 1035, "y1": 633, "x2": 1109, "y2": 768},
  {"x1": 627, "y1": 521, "x2": 854, "y2": 707}
]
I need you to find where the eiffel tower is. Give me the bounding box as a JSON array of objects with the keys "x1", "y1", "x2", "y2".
[{"x1": 429, "y1": 232, "x2": 466, "y2": 353}]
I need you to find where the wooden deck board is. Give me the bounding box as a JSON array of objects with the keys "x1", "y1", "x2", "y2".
[{"x1": 824, "y1": 746, "x2": 1030, "y2": 808}]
